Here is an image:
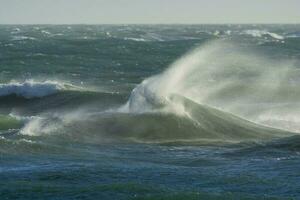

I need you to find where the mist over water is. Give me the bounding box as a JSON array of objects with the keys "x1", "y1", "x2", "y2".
[
  {"x1": 0, "y1": 24, "x2": 300, "y2": 199},
  {"x1": 123, "y1": 40, "x2": 300, "y2": 133}
]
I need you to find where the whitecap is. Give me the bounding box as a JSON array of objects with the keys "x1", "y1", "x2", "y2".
[
  {"x1": 0, "y1": 80, "x2": 78, "y2": 98},
  {"x1": 242, "y1": 30, "x2": 284, "y2": 40},
  {"x1": 124, "y1": 37, "x2": 147, "y2": 42},
  {"x1": 41, "y1": 30, "x2": 51, "y2": 35},
  {"x1": 11, "y1": 36, "x2": 36, "y2": 41}
]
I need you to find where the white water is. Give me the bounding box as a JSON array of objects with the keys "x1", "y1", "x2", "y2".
[
  {"x1": 122, "y1": 40, "x2": 300, "y2": 133},
  {"x1": 242, "y1": 30, "x2": 284, "y2": 40}
]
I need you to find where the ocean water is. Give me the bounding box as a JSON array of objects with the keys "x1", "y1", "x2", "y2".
[{"x1": 0, "y1": 24, "x2": 300, "y2": 199}]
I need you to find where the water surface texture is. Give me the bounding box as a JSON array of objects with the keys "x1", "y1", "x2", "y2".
[{"x1": 1, "y1": 25, "x2": 300, "y2": 199}]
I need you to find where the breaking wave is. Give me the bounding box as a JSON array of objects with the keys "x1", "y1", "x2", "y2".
[
  {"x1": 16, "y1": 41, "x2": 298, "y2": 144},
  {"x1": 0, "y1": 80, "x2": 82, "y2": 99},
  {"x1": 3, "y1": 40, "x2": 300, "y2": 145},
  {"x1": 120, "y1": 40, "x2": 300, "y2": 134}
]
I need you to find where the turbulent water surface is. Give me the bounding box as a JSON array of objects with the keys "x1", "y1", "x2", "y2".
[{"x1": 1, "y1": 24, "x2": 300, "y2": 199}]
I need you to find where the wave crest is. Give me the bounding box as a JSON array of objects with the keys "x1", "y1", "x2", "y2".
[
  {"x1": 121, "y1": 40, "x2": 300, "y2": 133},
  {"x1": 242, "y1": 30, "x2": 284, "y2": 40},
  {"x1": 0, "y1": 80, "x2": 79, "y2": 98}
]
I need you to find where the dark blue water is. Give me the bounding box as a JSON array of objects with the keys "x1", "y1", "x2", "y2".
[{"x1": 0, "y1": 25, "x2": 300, "y2": 199}]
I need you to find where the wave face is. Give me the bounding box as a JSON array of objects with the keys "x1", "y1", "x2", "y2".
[
  {"x1": 18, "y1": 94, "x2": 292, "y2": 144},
  {"x1": 0, "y1": 115, "x2": 23, "y2": 131}
]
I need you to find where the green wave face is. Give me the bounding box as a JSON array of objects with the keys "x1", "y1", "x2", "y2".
[
  {"x1": 18, "y1": 95, "x2": 293, "y2": 145},
  {"x1": 103, "y1": 95, "x2": 293, "y2": 143},
  {"x1": 0, "y1": 115, "x2": 23, "y2": 131}
]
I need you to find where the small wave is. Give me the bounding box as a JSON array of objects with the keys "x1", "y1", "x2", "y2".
[
  {"x1": 0, "y1": 80, "x2": 79, "y2": 98},
  {"x1": 11, "y1": 36, "x2": 36, "y2": 41},
  {"x1": 242, "y1": 30, "x2": 284, "y2": 40},
  {"x1": 124, "y1": 37, "x2": 147, "y2": 42},
  {"x1": 10, "y1": 28, "x2": 21, "y2": 34},
  {"x1": 52, "y1": 33, "x2": 64, "y2": 36},
  {"x1": 41, "y1": 30, "x2": 51, "y2": 35},
  {"x1": 143, "y1": 33, "x2": 165, "y2": 41}
]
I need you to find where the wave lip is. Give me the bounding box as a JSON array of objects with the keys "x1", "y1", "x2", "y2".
[{"x1": 0, "y1": 80, "x2": 76, "y2": 99}]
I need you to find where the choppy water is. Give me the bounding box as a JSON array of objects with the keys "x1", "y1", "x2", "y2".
[{"x1": 1, "y1": 24, "x2": 300, "y2": 199}]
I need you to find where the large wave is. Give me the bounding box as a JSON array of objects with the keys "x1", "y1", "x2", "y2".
[
  {"x1": 17, "y1": 93, "x2": 293, "y2": 145},
  {"x1": 11, "y1": 40, "x2": 300, "y2": 144},
  {"x1": 121, "y1": 40, "x2": 300, "y2": 133}
]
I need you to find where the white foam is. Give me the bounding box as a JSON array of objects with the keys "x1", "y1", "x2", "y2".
[
  {"x1": 11, "y1": 36, "x2": 36, "y2": 41},
  {"x1": 120, "y1": 41, "x2": 216, "y2": 115},
  {"x1": 20, "y1": 116, "x2": 52, "y2": 136},
  {"x1": 124, "y1": 37, "x2": 147, "y2": 42},
  {"x1": 11, "y1": 28, "x2": 21, "y2": 34},
  {"x1": 41, "y1": 30, "x2": 51, "y2": 35},
  {"x1": 243, "y1": 30, "x2": 284, "y2": 40},
  {"x1": 19, "y1": 109, "x2": 88, "y2": 136}
]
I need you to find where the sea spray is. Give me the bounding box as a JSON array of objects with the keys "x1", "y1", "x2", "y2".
[{"x1": 121, "y1": 40, "x2": 300, "y2": 132}]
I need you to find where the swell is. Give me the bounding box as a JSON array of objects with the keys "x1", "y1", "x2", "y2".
[{"x1": 0, "y1": 85, "x2": 126, "y2": 116}]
